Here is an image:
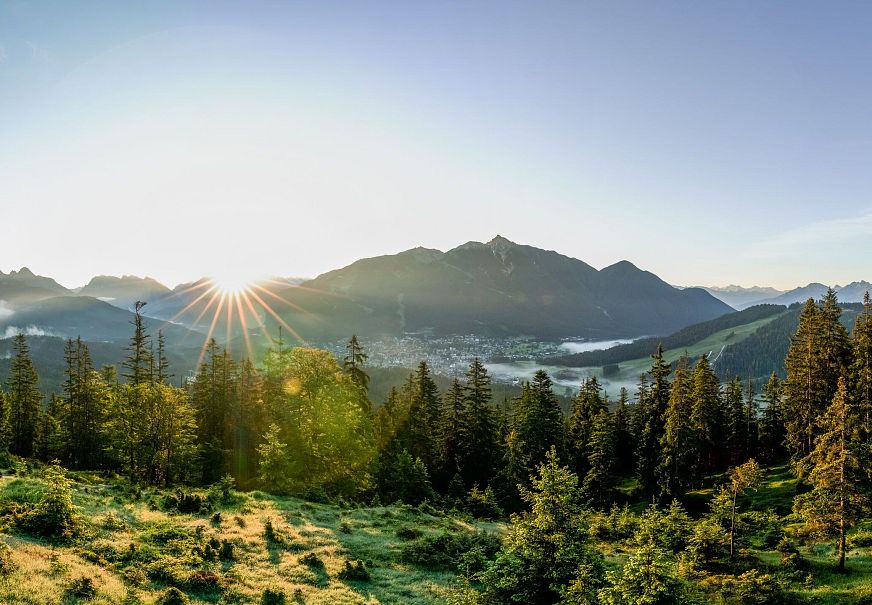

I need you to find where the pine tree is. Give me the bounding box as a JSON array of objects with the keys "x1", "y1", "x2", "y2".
[
  {"x1": 723, "y1": 377, "x2": 746, "y2": 467},
  {"x1": 745, "y1": 377, "x2": 759, "y2": 460},
  {"x1": 155, "y1": 329, "x2": 171, "y2": 385},
  {"x1": 343, "y1": 335, "x2": 370, "y2": 412},
  {"x1": 0, "y1": 392, "x2": 10, "y2": 461},
  {"x1": 759, "y1": 373, "x2": 786, "y2": 462},
  {"x1": 690, "y1": 354, "x2": 722, "y2": 477},
  {"x1": 482, "y1": 448, "x2": 604, "y2": 604},
  {"x1": 851, "y1": 292, "x2": 872, "y2": 437},
  {"x1": 456, "y1": 358, "x2": 500, "y2": 488},
  {"x1": 62, "y1": 337, "x2": 107, "y2": 469},
  {"x1": 636, "y1": 345, "x2": 671, "y2": 497},
  {"x1": 511, "y1": 370, "x2": 565, "y2": 481},
  {"x1": 122, "y1": 301, "x2": 153, "y2": 386},
  {"x1": 658, "y1": 356, "x2": 695, "y2": 499},
  {"x1": 567, "y1": 377, "x2": 607, "y2": 477},
  {"x1": 794, "y1": 377, "x2": 866, "y2": 571},
  {"x1": 7, "y1": 333, "x2": 41, "y2": 457},
  {"x1": 612, "y1": 387, "x2": 634, "y2": 476},
  {"x1": 582, "y1": 408, "x2": 616, "y2": 509},
  {"x1": 437, "y1": 378, "x2": 465, "y2": 481}
]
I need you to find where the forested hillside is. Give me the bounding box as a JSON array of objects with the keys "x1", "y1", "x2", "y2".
[{"x1": 0, "y1": 289, "x2": 869, "y2": 603}]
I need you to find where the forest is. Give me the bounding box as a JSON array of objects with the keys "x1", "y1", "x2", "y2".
[{"x1": 0, "y1": 289, "x2": 870, "y2": 604}]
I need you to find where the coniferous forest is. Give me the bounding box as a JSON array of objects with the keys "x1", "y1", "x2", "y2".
[{"x1": 0, "y1": 289, "x2": 870, "y2": 603}]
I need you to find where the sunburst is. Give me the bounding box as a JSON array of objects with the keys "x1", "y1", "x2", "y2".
[{"x1": 158, "y1": 271, "x2": 313, "y2": 370}]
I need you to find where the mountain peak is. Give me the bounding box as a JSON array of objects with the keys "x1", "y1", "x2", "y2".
[{"x1": 14, "y1": 267, "x2": 34, "y2": 277}]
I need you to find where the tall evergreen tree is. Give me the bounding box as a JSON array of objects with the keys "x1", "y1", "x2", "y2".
[
  {"x1": 567, "y1": 377, "x2": 607, "y2": 478},
  {"x1": 794, "y1": 377, "x2": 867, "y2": 571},
  {"x1": 582, "y1": 408, "x2": 616, "y2": 509},
  {"x1": 658, "y1": 356, "x2": 695, "y2": 499},
  {"x1": 759, "y1": 373, "x2": 786, "y2": 463},
  {"x1": 612, "y1": 387, "x2": 634, "y2": 476},
  {"x1": 512, "y1": 370, "x2": 565, "y2": 475},
  {"x1": 123, "y1": 301, "x2": 153, "y2": 386},
  {"x1": 851, "y1": 292, "x2": 872, "y2": 435},
  {"x1": 456, "y1": 358, "x2": 500, "y2": 488},
  {"x1": 636, "y1": 345, "x2": 671, "y2": 497},
  {"x1": 7, "y1": 333, "x2": 41, "y2": 457},
  {"x1": 437, "y1": 378, "x2": 465, "y2": 481},
  {"x1": 723, "y1": 377, "x2": 746, "y2": 467},
  {"x1": 690, "y1": 353, "x2": 722, "y2": 477}
]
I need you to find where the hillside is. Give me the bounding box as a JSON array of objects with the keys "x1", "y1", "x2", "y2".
[
  {"x1": 78, "y1": 276, "x2": 172, "y2": 310},
  {"x1": 0, "y1": 468, "x2": 499, "y2": 605}
]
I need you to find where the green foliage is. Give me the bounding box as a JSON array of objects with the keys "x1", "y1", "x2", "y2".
[
  {"x1": 0, "y1": 541, "x2": 15, "y2": 576},
  {"x1": 261, "y1": 587, "x2": 287, "y2": 605},
  {"x1": 466, "y1": 484, "x2": 503, "y2": 520},
  {"x1": 337, "y1": 558, "x2": 370, "y2": 581},
  {"x1": 687, "y1": 517, "x2": 730, "y2": 567},
  {"x1": 481, "y1": 448, "x2": 604, "y2": 604},
  {"x1": 156, "y1": 587, "x2": 190, "y2": 605},
  {"x1": 21, "y1": 462, "x2": 81, "y2": 539},
  {"x1": 598, "y1": 540, "x2": 686, "y2": 605},
  {"x1": 400, "y1": 530, "x2": 500, "y2": 571},
  {"x1": 65, "y1": 575, "x2": 97, "y2": 600}
]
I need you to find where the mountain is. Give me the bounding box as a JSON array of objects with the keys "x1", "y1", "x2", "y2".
[
  {"x1": 251, "y1": 236, "x2": 734, "y2": 340},
  {"x1": 0, "y1": 295, "x2": 198, "y2": 345},
  {"x1": 698, "y1": 285, "x2": 784, "y2": 310},
  {"x1": 746, "y1": 281, "x2": 872, "y2": 308},
  {"x1": 77, "y1": 275, "x2": 171, "y2": 310},
  {"x1": 0, "y1": 267, "x2": 71, "y2": 305}
]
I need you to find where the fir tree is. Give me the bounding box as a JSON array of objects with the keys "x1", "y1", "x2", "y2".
[
  {"x1": 582, "y1": 408, "x2": 616, "y2": 509},
  {"x1": 511, "y1": 370, "x2": 565, "y2": 480},
  {"x1": 122, "y1": 301, "x2": 153, "y2": 386},
  {"x1": 690, "y1": 353, "x2": 722, "y2": 478},
  {"x1": 794, "y1": 377, "x2": 867, "y2": 571},
  {"x1": 7, "y1": 333, "x2": 41, "y2": 457},
  {"x1": 658, "y1": 356, "x2": 695, "y2": 499},
  {"x1": 759, "y1": 373, "x2": 786, "y2": 463},
  {"x1": 851, "y1": 292, "x2": 872, "y2": 436},
  {"x1": 567, "y1": 377, "x2": 607, "y2": 478},
  {"x1": 612, "y1": 387, "x2": 634, "y2": 476},
  {"x1": 456, "y1": 358, "x2": 500, "y2": 488},
  {"x1": 636, "y1": 345, "x2": 671, "y2": 497},
  {"x1": 723, "y1": 377, "x2": 746, "y2": 467}
]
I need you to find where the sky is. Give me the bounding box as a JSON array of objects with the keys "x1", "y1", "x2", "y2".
[{"x1": 1, "y1": 1, "x2": 871, "y2": 290}]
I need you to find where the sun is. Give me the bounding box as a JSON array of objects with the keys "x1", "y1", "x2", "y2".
[{"x1": 209, "y1": 270, "x2": 258, "y2": 295}]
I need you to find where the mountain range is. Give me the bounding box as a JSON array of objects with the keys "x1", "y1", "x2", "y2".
[
  {"x1": 1, "y1": 237, "x2": 733, "y2": 346},
  {"x1": 702, "y1": 281, "x2": 872, "y2": 310}
]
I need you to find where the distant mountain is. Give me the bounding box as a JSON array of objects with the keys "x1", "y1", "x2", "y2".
[
  {"x1": 698, "y1": 285, "x2": 784, "y2": 310},
  {"x1": 248, "y1": 236, "x2": 734, "y2": 340},
  {"x1": 0, "y1": 267, "x2": 71, "y2": 305},
  {"x1": 0, "y1": 295, "x2": 199, "y2": 345},
  {"x1": 746, "y1": 281, "x2": 872, "y2": 308},
  {"x1": 78, "y1": 275, "x2": 171, "y2": 310}
]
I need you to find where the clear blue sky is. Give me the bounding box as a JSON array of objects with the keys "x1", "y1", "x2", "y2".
[{"x1": 1, "y1": 1, "x2": 871, "y2": 289}]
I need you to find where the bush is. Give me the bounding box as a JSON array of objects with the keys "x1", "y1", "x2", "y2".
[
  {"x1": 466, "y1": 485, "x2": 503, "y2": 520},
  {"x1": 156, "y1": 587, "x2": 190, "y2": 605},
  {"x1": 848, "y1": 529, "x2": 872, "y2": 548},
  {"x1": 401, "y1": 531, "x2": 501, "y2": 571},
  {"x1": 300, "y1": 552, "x2": 325, "y2": 569},
  {"x1": 0, "y1": 541, "x2": 15, "y2": 576},
  {"x1": 185, "y1": 569, "x2": 221, "y2": 592},
  {"x1": 261, "y1": 588, "x2": 286, "y2": 605},
  {"x1": 164, "y1": 489, "x2": 211, "y2": 514},
  {"x1": 339, "y1": 521, "x2": 352, "y2": 534},
  {"x1": 699, "y1": 570, "x2": 797, "y2": 605},
  {"x1": 337, "y1": 558, "x2": 370, "y2": 581},
  {"x1": 21, "y1": 463, "x2": 81, "y2": 539},
  {"x1": 395, "y1": 525, "x2": 423, "y2": 540},
  {"x1": 65, "y1": 575, "x2": 97, "y2": 600},
  {"x1": 686, "y1": 517, "x2": 730, "y2": 567},
  {"x1": 219, "y1": 539, "x2": 235, "y2": 561}
]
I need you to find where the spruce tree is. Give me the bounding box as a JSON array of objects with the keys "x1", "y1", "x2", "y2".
[
  {"x1": 437, "y1": 378, "x2": 465, "y2": 481},
  {"x1": 122, "y1": 301, "x2": 153, "y2": 386},
  {"x1": 636, "y1": 345, "x2": 671, "y2": 497},
  {"x1": 582, "y1": 408, "x2": 616, "y2": 509},
  {"x1": 851, "y1": 292, "x2": 872, "y2": 435},
  {"x1": 794, "y1": 377, "x2": 866, "y2": 571},
  {"x1": 690, "y1": 353, "x2": 722, "y2": 478},
  {"x1": 7, "y1": 333, "x2": 41, "y2": 457},
  {"x1": 658, "y1": 356, "x2": 695, "y2": 499},
  {"x1": 567, "y1": 377, "x2": 607, "y2": 478},
  {"x1": 512, "y1": 370, "x2": 565, "y2": 477},
  {"x1": 456, "y1": 358, "x2": 500, "y2": 488},
  {"x1": 759, "y1": 373, "x2": 786, "y2": 462},
  {"x1": 723, "y1": 377, "x2": 746, "y2": 467}
]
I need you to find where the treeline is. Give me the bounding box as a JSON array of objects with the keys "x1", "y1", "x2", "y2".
[{"x1": 547, "y1": 304, "x2": 786, "y2": 367}]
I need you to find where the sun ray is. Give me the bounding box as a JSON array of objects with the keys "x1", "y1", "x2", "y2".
[
  {"x1": 250, "y1": 282, "x2": 315, "y2": 317},
  {"x1": 246, "y1": 287, "x2": 308, "y2": 345},
  {"x1": 196, "y1": 292, "x2": 228, "y2": 370}
]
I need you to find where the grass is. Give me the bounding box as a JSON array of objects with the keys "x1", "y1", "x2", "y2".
[{"x1": 0, "y1": 472, "x2": 502, "y2": 604}]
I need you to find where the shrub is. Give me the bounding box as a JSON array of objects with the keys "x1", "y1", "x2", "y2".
[
  {"x1": 219, "y1": 539, "x2": 235, "y2": 561},
  {"x1": 401, "y1": 531, "x2": 501, "y2": 571},
  {"x1": 122, "y1": 565, "x2": 148, "y2": 587},
  {"x1": 164, "y1": 489, "x2": 211, "y2": 514},
  {"x1": 156, "y1": 587, "x2": 190, "y2": 605},
  {"x1": 185, "y1": 569, "x2": 221, "y2": 592},
  {"x1": 395, "y1": 525, "x2": 423, "y2": 540},
  {"x1": 208, "y1": 474, "x2": 236, "y2": 504},
  {"x1": 339, "y1": 520, "x2": 352, "y2": 534},
  {"x1": 0, "y1": 541, "x2": 15, "y2": 576},
  {"x1": 261, "y1": 588, "x2": 286, "y2": 605},
  {"x1": 466, "y1": 485, "x2": 503, "y2": 520},
  {"x1": 65, "y1": 575, "x2": 97, "y2": 600},
  {"x1": 848, "y1": 529, "x2": 872, "y2": 548},
  {"x1": 686, "y1": 517, "x2": 730, "y2": 567},
  {"x1": 21, "y1": 463, "x2": 82, "y2": 539},
  {"x1": 300, "y1": 552, "x2": 325, "y2": 569},
  {"x1": 338, "y1": 558, "x2": 370, "y2": 581}
]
